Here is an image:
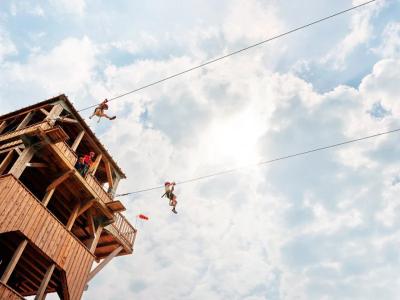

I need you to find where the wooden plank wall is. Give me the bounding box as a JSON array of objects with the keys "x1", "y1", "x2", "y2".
[
  {"x1": 54, "y1": 141, "x2": 78, "y2": 166},
  {"x1": 0, "y1": 175, "x2": 94, "y2": 300},
  {"x1": 86, "y1": 173, "x2": 112, "y2": 204},
  {"x1": 0, "y1": 282, "x2": 24, "y2": 299}
]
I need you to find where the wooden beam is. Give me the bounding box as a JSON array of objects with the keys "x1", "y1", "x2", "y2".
[
  {"x1": 8, "y1": 146, "x2": 36, "y2": 178},
  {"x1": 107, "y1": 175, "x2": 120, "y2": 197},
  {"x1": 16, "y1": 112, "x2": 34, "y2": 131},
  {"x1": 0, "y1": 149, "x2": 14, "y2": 175},
  {"x1": 77, "y1": 199, "x2": 95, "y2": 217},
  {"x1": 0, "y1": 140, "x2": 23, "y2": 152},
  {"x1": 15, "y1": 147, "x2": 23, "y2": 156},
  {"x1": 66, "y1": 202, "x2": 81, "y2": 231},
  {"x1": 26, "y1": 162, "x2": 48, "y2": 168},
  {"x1": 71, "y1": 130, "x2": 85, "y2": 151},
  {"x1": 87, "y1": 246, "x2": 123, "y2": 282},
  {"x1": 0, "y1": 239, "x2": 28, "y2": 284},
  {"x1": 87, "y1": 209, "x2": 96, "y2": 237},
  {"x1": 34, "y1": 264, "x2": 56, "y2": 300},
  {"x1": 90, "y1": 154, "x2": 102, "y2": 175},
  {"x1": 0, "y1": 120, "x2": 6, "y2": 134},
  {"x1": 60, "y1": 117, "x2": 78, "y2": 124},
  {"x1": 104, "y1": 160, "x2": 114, "y2": 189},
  {"x1": 89, "y1": 225, "x2": 104, "y2": 253},
  {"x1": 42, "y1": 189, "x2": 55, "y2": 207},
  {"x1": 46, "y1": 104, "x2": 64, "y2": 125},
  {"x1": 40, "y1": 108, "x2": 49, "y2": 116},
  {"x1": 46, "y1": 169, "x2": 74, "y2": 192}
]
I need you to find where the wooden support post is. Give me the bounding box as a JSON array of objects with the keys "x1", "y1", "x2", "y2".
[
  {"x1": 104, "y1": 160, "x2": 114, "y2": 190},
  {"x1": 35, "y1": 264, "x2": 56, "y2": 300},
  {"x1": 42, "y1": 189, "x2": 55, "y2": 207},
  {"x1": 0, "y1": 120, "x2": 6, "y2": 134},
  {"x1": 108, "y1": 176, "x2": 120, "y2": 198},
  {"x1": 46, "y1": 104, "x2": 64, "y2": 125},
  {"x1": 40, "y1": 108, "x2": 49, "y2": 116},
  {"x1": 87, "y1": 209, "x2": 96, "y2": 237},
  {"x1": 77, "y1": 199, "x2": 95, "y2": 217},
  {"x1": 42, "y1": 170, "x2": 74, "y2": 207},
  {"x1": 46, "y1": 169, "x2": 74, "y2": 192},
  {"x1": 0, "y1": 239, "x2": 28, "y2": 284},
  {"x1": 16, "y1": 112, "x2": 34, "y2": 131},
  {"x1": 71, "y1": 130, "x2": 85, "y2": 152},
  {"x1": 0, "y1": 150, "x2": 14, "y2": 175},
  {"x1": 90, "y1": 154, "x2": 102, "y2": 175},
  {"x1": 60, "y1": 117, "x2": 78, "y2": 124},
  {"x1": 87, "y1": 246, "x2": 123, "y2": 283},
  {"x1": 66, "y1": 202, "x2": 81, "y2": 231},
  {"x1": 8, "y1": 147, "x2": 36, "y2": 179},
  {"x1": 15, "y1": 147, "x2": 22, "y2": 156},
  {"x1": 89, "y1": 225, "x2": 103, "y2": 253}
]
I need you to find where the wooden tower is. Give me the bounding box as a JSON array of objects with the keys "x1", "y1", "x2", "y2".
[{"x1": 0, "y1": 95, "x2": 136, "y2": 299}]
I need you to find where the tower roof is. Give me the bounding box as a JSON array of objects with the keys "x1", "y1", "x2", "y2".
[{"x1": 0, "y1": 94, "x2": 126, "y2": 178}]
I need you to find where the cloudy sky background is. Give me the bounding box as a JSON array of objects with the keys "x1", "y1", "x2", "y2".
[{"x1": 2, "y1": 0, "x2": 400, "y2": 299}]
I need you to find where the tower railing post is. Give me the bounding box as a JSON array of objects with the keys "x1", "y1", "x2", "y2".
[{"x1": 0, "y1": 239, "x2": 28, "y2": 284}]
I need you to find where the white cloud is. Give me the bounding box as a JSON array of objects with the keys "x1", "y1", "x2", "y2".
[
  {"x1": 222, "y1": 0, "x2": 284, "y2": 45},
  {"x1": 0, "y1": 36, "x2": 97, "y2": 109},
  {"x1": 9, "y1": 2, "x2": 44, "y2": 17},
  {"x1": 49, "y1": 0, "x2": 86, "y2": 16},
  {"x1": 82, "y1": 50, "x2": 400, "y2": 299},
  {"x1": 360, "y1": 58, "x2": 400, "y2": 116},
  {"x1": 374, "y1": 21, "x2": 400, "y2": 58},
  {"x1": 0, "y1": 29, "x2": 17, "y2": 62},
  {"x1": 321, "y1": 0, "x2": 385, "y2": 69}
]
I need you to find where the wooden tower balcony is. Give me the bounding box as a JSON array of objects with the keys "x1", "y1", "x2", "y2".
[{"x1": 0, "y1": 95, "x2": 136, "y2": 299}]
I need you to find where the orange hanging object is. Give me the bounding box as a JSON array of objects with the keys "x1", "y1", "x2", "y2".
[{"x1": 138, "y1": 214, "x2": 149, "y2": 220}]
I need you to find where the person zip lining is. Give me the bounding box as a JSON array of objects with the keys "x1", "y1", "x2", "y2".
[
  {"x1": 89, "y1": 99, "x2": 116, "y2": 122},
  {"x1": 161, "y1": 182, "x2": 178, "y2": 214}
]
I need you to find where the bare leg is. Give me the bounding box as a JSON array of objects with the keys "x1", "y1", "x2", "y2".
[
  {"x1": 99, "y1": 112, "x2": 116, "y2": 120},
  {"x1": 170, "y1": 196, "x2": 177, "y2": 214}
]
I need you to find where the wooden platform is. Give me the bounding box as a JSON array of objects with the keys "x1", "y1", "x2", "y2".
[{"x1": 0, "y1": 174, "x2": 94, "y2": 299}]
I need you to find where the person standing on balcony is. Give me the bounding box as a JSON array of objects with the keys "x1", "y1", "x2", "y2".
[
  {"x1": 75, "y1": 156, "x2": 86, "y2": 176},
  {"x1": 89, "y1": 99, "x2": 116, "y2": 123},
  {"x1": 82, "y1": 151, "x2": 95, "y2": 175}
]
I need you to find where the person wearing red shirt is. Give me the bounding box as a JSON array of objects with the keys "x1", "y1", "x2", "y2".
[{"x1": 82, "y1": 151, "x2": 95, "y2": 175}]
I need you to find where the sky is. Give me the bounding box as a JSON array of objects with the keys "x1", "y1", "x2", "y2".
[{"x1": 2, "y1": 0, "x2": 400, "y2": 299}]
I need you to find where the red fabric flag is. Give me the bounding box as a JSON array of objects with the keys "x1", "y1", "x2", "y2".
[{"x1": 138, "y1": 214, "x2": 149, "y2": 220}]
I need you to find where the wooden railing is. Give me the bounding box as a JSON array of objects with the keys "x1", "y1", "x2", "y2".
[
  {"x1": 54, "y1": 141, "x2": 78, "y2": 166},
  {"x1": 106, "y1": 212, "x2": 136, "y2": 250},
  {"x1": 85, "y1": 173, "x2": 113, "y2": 204},
  {"x1": 0, "y1": 121, "x2": 50, "y2": 144}
]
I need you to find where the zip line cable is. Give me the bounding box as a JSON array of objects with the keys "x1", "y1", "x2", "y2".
[
  {"x1": 77, "y1": 0, "x2": 376, "y2": 113},
  {"x1": 116, "y1": 127, "x2": 400, "y2": 197}
]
